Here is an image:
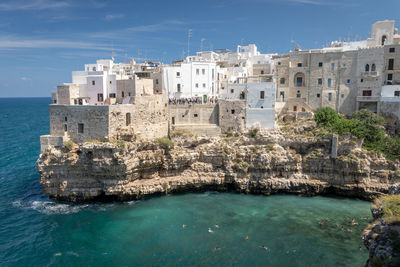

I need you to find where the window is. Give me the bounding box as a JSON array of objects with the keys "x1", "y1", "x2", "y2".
[
  {"x1": 212, "y1": 69, "x2": 214, "y2": 79},
  {"x1": 74, "y1": 99, "x2": 77, "y2": 105},
  {"x1": 293, "y1": 106, "x2": 297, "y2": 112},
  {"x1": 280, "y1": 78, "x2": 285, "y2": 84},
  {"x1": 92, "y1": 67, "x2": 96, "y2": 71},
  {"x1": 78, "y1": 123, "x2": 84, "y2": 134},
  {"x1": 194, "y1": 114, "x2": 198, "y2": 118},
  {"x1": 318, "y1": 78, "x2": 322, "y2": 85},
  {"x1": 341, "y1": 94, "x2": 344, "y2": 98},
  {"x1": 361, "y1": 79, "x2": 364, "y2": 83},
  {"x1": 371, "y1": 64, "x2": 376, "y2": 72},
  {"x1": 64, "y1": 116, "x2": 67, "y2": 122},
  {"x1": 203, "y1": 83, "x2": 206, "y2": 88},
  {"x1": 126, "y1": 113, "x2": 131, "y2": 126},
  {"x1": 278, "y1": 62, "x2": 281, "y2": 65},
  {"x1": 296, "y1": 77, "x2": 303, "y2": 87},
  {"x1": 92, "y1": 80, "x2": 95, "y2": 85},
  {"x1": 64, "y1": 124, "x2": 67, "y2": 132},
  {"x1": 296, "y1": 90, "x2": 301, "y2": 98},
  {"x1": 365, "y1": 64, "x2": 370, "y2": 72},
  {"x1": 231, "y1": 109, "x2": 235, "y2": 114},
  {"x1": 172, "y1": 117, "x2": 175, "y2": 125},
  {"x1": 109, "y1": 93, "x2": 116, "y2": 98},
  {"x1": 382, "y1": 35, "x2": 387, "y2": 45},
  {"x1": 346, "y1": 79, "x2": 351, "y2": 84},
  {"x1": 196, "y1": 69, "x2": 199, "y2": 75},
  {"x1": 202, "y1": 69, "x2": 205, "y2": 75},
  {"x1": 389, "y1": 59, "x2": 394, "y2": 70},
  {"x1": 327, "y1": 78, "x2": 332, "y2": 88},
  {"x1": 97, "y1": 93, "x2": 103, "y2": 102},
  {"x1": 395, "y1": 91, "x2": 400, "y2": 97},
  {"x1": 261, "y1": 70, "x2": 264, "y2": 74},
  {"x1": 390, "y1": 47, "x2": 395, "y2": 53},
  {"x1": 331, "y1": 63, "x2": 335, "y2": 71},
  {"x1": 128, "y1": 92, "x2": 131, "y2": 96},
  {"x1": 122, "y1": 91, "x2": 125, "y2": 98},
  {"x1": 318, "y1": 62, "x2": 323, "y2": 67},
  {"x1": 177, "y1": 84, "x2": 181, "y2": 92},
  {"x1": 328, "y1": 93, "x2": 332, "y2": 101},
  {"x1": 388, "y1": 74, "x2": 393, "y2": 83},
  {"x1": 176, "y1": 72, "x2": 180, "y2": 77},
  {"x1": 110, "y1": 81, "x2": 112, "y2": 84},
  {"x1": 297, "y1": 63, "x2": 302, "y2": 67},
  {"x1": 195, "y1": 83, "x2": 199, "y2": 88},
  {"x1": 231, "y1": 89, "x2": 234, "y2": 93},
  {"x1": 156, "y1": 79, "x2": 159, "y2": 85},
  {"x1": 260, "y1": 91, "x2": 265, "y2": 99},
  {"x1": 363, "y1": 90, "x2": 372, "y2": 96},
  {"x1": 317, "y1": 93, "x2": 320, "y2": 98}
]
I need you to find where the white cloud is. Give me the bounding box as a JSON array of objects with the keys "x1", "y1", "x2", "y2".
[
  {"x1": 20, "y1": 77, "x2": 31, "y2": 81},
  {"x1": 0, "y1": 0, "x2": 69, "y2": 11},
  {"x1": 0, "y1": 36, "x2": 119, "y2": 51},
  {"x1": 105, "y1": 14, "x2": 125, "y2": 21}
]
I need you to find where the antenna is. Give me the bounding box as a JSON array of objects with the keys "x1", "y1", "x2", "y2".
[
  {"x1": 187, "y1": 29, "x2": 192, "y2": 57},
  {"x1": 200, "y1": 38, "x2": 206, "y2": 52}
]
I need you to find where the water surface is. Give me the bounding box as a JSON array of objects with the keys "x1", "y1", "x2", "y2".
[{"x1": 0, "y1": 98, "x2": 371, "y2": 266}]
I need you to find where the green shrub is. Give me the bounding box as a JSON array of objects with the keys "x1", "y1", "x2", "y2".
[
  {"x1": 265, "y1": 144, "x2": 274, "y2": 152},
  {"x1": 156, "y1": 137, "x2": 174, "y2": 147},
  {"x1": 116, "y1": 140, "x2": 125, "y2": 149},
  {"x1": 250, "y1": 128, "x2": 259, "y2": 138},
  {"x1": 65, "y1": 140, "x2": 74, "y2": 150},
  {"x1": 315, "y1": 107, "x2": 339, "y2": 127}
]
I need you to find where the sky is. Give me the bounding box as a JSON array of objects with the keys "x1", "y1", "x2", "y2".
[{"x1": 0, "y1": 0, "x2": 399, "y2": 97}]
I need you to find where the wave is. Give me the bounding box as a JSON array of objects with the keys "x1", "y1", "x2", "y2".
[{"x1": 12, "y1": 198, "x2": 138, "y2": 215}]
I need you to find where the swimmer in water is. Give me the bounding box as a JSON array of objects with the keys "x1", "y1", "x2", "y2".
[
  {"x1": 208, "y1": 228, "x2": 213, "y2": 233},
  {"x1": 245, "y1": 235, "x2": 249, "y2": 240},
  {"x1": 215, "y1": 224, "x2": 219, "y2": 228},
  {"x1": 182, "y1": 224, "x2": 186, "y2": 228},
  {"x1": 259, "y1": 246, "x2": 269, "y2": 251},
  {"x1": 214, "y1": 247, "x2": 221, "y2": 251},
  {"x1": 358, "y1": 246, "x2": 362, "y2": 251}
]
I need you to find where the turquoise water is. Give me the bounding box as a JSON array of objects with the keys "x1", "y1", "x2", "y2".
[{"x1": 0, "y1": 98, "x2": 372, "y2": 266}]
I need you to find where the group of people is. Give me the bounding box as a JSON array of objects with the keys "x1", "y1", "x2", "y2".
[{"x1": 168, "y1": 96, "x2": 218, "y2": 105}]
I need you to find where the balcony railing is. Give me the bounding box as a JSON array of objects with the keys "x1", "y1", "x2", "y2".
[
  {"x1": 356, "y1": 96, "x2": 380, "y2": 102},
  {"x1": 362, "y1": 71, "x2": 378, "y2": 77}
]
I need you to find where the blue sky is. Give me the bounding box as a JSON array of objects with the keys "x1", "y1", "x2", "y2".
[{"x1": 0, "y1": 0, "x2": 399, "y2": 97}]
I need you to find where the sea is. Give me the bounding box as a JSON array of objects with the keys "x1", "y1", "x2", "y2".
[{"x1": 0, "y1": 98, "x2": 372, "y2": 266}]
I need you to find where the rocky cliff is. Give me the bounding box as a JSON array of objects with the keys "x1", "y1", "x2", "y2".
[
  {"x1": 37, "y1": 119, "x2": 400, "y2": 202},
  {"x1": 363, "y1": 195, "x2": 400, "y2": 266}
]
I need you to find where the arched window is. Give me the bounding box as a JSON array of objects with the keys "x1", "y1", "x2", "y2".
[
  {"x1": 371, "y1": 64, "x2": 376, "y2": 72},
  {"x1": 365, "y1": 64, "x2": 370, "y2": 72},
  {"x1": 382, "y1": 35, "x2": 387, "y2": 46}
]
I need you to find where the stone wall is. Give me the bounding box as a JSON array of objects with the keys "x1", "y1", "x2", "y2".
[
  {"x1": 169, "y1": 104, "x2": 218, "y2": 125},
  {"x1": 219, "y1": 100, "x2": 246, "y2": 132},
  {"x1": 49, "y1": 105, "x2": 110, "y2": 143},
  {"x1": 57, "y1": 85, "x2": 80, "y2": 105},
  {"x1": 108, "y1": 94, "x2": 168, "y2": 140}
]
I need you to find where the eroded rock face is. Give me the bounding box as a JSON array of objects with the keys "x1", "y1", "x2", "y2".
[{"x1": 36, "y1": 125, "x2": 400, "y2": 202}]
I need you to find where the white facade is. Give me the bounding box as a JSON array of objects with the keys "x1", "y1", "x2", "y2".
[
  {"x1": 162, "y1": 61, "x2": 217, "y2": 99},
  {"x1": 246, "y1": 82, "x2": 276, "y2": 129}
]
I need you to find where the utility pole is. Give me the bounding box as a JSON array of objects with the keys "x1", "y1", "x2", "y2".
[
  {"x1": 200, "y1": 38, "x2": 205, "y2": 52},
  {"x1": 187, "y1": 29, "x2": 192, "y2": 57}
]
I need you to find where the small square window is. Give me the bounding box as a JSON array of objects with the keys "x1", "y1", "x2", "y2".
[
  {"x1": 260, "y1": 91, "x2": 265, "y2": 99},
  {"x1": 328, "y1": 93, "x2": 332, "y2": 101},
  {"x1": 278, "y1": 62, "x2": 281, "y2": 65},
  {"x1": 346, "y1": 79, "x2": 351, "y2": 84},
  {"x1": 203, "y1": 83, "x2": 206, "y2": 88},
  {"x1": 318, "y1": 78, "x2": 322, "y2": 85},
  {"x1": 78, "y1": 123, "x2": 84, "y2": 134},
  {"x1": 317, "y1": 93, "x2": 320, "y2": 98},
  {"x1": 297, "y1": 63, "x2": 302, "y2": 67},
  {"x1": 341, "y1": 94, "x2": 344, "y2": 98},
  {"x1": 64, "y1": 116, "x2": 67, "y2": 122},
  {"x1": 390, "y1": 47, "x2": 395, "y2": 53},
  {"x1": 176, "y1": 72, "x2": 180, "y2": 77},
  {"x1": 64, "y1": 124, "x2": 67, "y2": 132},
  {"x1": 361, "y1": 79, "x2": 364, "y2": 83},
  {"x1": 202, "y1": 69, "x2": 205, "y2": 75},
  {"x1": 109, "y1": 81, "x2": 112, "y2": 84},
  {"x1": 230, "y1": 89, "x2": 234, "y2": 93},
  {"x1": 195, "y1": 83, "x2": 198, "y2": 88},
  {"x1": 395, "y1": 91, "x2": 400, "y2": 97},
  {"x1": 194, "y1": 114, "x2": 198, "y2": 117},
  {"x1": 92, "y1": 80, "x2": 95, "y2": 85},
  {"x1": 231, "y1": 109, "x2": 235, "y2": 114},
  {"x1": 318, "y1": 62, "x2": 323, "y2": 67},
  {"x1": 196, "y1": 69, "x2": 199, "y2": 75}
]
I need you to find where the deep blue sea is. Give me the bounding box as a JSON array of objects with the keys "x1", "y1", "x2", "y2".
[{"x1": 0, "y1": 98, "x2": 372, "y2": 266}]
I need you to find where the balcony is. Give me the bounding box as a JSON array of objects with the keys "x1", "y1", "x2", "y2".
[
  {"x1": 385, "y1": 80, "x2": 400, "y2": 85},
  {"x1": 356, "y1": 96, "x2": 380, "y2": 102},
  {"x1": 362, "y1": 71, "x2": 378, "y2": 77}
]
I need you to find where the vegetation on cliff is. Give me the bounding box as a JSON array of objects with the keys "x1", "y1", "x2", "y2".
[{"x1": 315, "y1": 107, "x2": 400, "y2": 160}]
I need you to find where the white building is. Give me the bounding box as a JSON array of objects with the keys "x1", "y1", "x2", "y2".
[{"x1": 162, "y1": 61, "x2": 217, "y2": 100}]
